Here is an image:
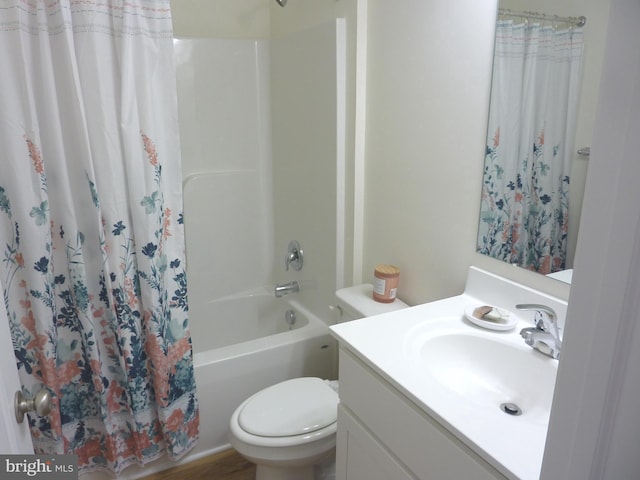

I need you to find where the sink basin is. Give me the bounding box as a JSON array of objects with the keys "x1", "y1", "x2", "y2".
[{"x1": 406, "y1": 324, "x2": 557, "y2": 424}]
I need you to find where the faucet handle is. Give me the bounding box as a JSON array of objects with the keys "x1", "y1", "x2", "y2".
[
  {"x1": 285, "y1": 240, "x2": 303, "y2": 271},
  {"x1": 516, "y1": 304, "x2": 560, "y2": 337},
  {"x1": 517, "y1": 304, "x2": 562, "y2": 359}
]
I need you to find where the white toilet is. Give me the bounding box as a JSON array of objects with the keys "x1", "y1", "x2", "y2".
[{"x1": 229, "y1": 284, "x2": 409, "y2": 480}]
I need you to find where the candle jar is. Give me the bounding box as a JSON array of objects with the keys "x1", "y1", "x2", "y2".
[{"x1": 373, "y1": 264, "x2": 400, "y2": 303}]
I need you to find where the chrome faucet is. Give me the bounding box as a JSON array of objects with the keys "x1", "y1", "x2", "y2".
[
  {"x1": 516, "y1": 304, "x2": 562, "y2": 359},
  {"x1": 274, "y1": 281, "x2": 300, "y2": 298}
]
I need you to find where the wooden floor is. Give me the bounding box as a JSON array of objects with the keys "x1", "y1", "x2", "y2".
[{"x1": 140, "y1": 449, "x2": 255, "y2": 480}]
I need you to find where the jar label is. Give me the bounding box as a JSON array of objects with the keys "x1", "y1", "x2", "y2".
[{"x1": 373, "y1": 277, "x2": 386, "y2": 295}]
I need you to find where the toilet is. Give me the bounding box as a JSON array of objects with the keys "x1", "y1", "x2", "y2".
[{"x1": 229, "y1": 284, "x2": 409, "y2": 480}]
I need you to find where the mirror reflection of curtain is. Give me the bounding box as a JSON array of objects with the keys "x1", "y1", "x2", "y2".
[{"x1": 477, "y1": 19, "x2": 584, "y2": 274}]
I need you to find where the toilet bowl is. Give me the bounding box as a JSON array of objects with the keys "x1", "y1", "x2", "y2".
[
  {"x1": 229, "y1": 284, "x2": 409, "y2": 479},
  {"x1": 229, "y1": 377, "x2": 339, "y2": 480}
]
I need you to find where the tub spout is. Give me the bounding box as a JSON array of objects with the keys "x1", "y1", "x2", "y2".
[{"x1": 274, "y1": 281, "x2": 299, "y2": 298}]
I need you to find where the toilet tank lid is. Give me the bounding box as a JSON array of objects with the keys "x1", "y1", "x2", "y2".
[
  {"x1": 336, "y1": 284, "x2": 409, "y2": 318},
  {"x1": 238, "y1": 377, "x2": 338, "y2": 438}
]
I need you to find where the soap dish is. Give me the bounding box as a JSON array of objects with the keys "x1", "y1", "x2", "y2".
[{"x1": 464, "y1": 305, "x2": 517, "y2": 331}]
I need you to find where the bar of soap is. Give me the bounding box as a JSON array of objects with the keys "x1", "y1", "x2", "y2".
[{"x1": 472, "y1": 305, "x2": 510, "y2": 323}]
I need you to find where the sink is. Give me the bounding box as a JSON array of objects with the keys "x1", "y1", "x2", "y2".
[{"x1": 405, "y1": 320, "x2": 558, "y2": 425}]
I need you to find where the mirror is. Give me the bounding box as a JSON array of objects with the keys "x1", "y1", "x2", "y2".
[{"x1": 476, "y1": 0, "x2": 611, "y2": 284}]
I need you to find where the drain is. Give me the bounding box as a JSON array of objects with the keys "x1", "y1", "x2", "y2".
[
  {"x1": 285, "y1": 309, "x2": 296, "y2": 329},
  {"x1": 500, "y1": 402, "x2": 522, "y2": 416}
]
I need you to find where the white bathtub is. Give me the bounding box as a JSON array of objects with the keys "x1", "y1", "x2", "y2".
[
  {"x1": 190, "y1": 289, "x2": 313, "y2": 353},
  {"x1": 120, "y1": 294, "x2": 337, "y2": 479}
]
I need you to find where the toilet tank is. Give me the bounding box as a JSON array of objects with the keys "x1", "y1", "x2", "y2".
[{"x1": 335, "y1": 284, "x2": 409, "y2": 322}]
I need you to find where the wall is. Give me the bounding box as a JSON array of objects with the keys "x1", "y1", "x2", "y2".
[
  {"x1": 361, "y1": 0, "x2": 500, "y2": 305},
  {"x1": 170, "y1": 0, "x2": 270, "y2": 38}
]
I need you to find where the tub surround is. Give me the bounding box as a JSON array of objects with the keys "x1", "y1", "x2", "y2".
[
  {"x1": 330, "y1": 267, "x2": 567, "y2": 480},
  {"x1": 176, "y1": 38, "x2": 274, "y2": 320}
]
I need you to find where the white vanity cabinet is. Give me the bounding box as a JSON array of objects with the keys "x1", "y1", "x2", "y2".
[{"x1": 335, "y1": 347, "x2": 509, "y2": 480}]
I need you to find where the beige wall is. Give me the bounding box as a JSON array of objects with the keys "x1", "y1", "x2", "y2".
[
  {"x1": 362, "y1": 0, "x2": 499, "y2": 305},
  {"x1": 170, "y1": 0, "x2": 271, "y2": 38}
]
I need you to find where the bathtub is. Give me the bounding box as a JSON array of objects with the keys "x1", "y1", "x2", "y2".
[
  {"x1": 121, "y1": 292, "x2": 337, "y2": 479},
  {"x1": 189, "y1": 288, "x2": 315, "y2": 353}
]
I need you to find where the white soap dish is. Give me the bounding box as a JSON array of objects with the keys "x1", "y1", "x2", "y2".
[{"x1": 464, "y1": 305, "x2": 517, "y2": 331}]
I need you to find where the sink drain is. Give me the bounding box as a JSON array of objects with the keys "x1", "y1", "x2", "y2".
[{"x1": 500, "y1": 402, "x2": 522, "y2": 416}]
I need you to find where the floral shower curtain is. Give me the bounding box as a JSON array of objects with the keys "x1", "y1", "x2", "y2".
[
  {"x1": 477, "y1": 18, "x2": 584, "y2": 274},
  {"x1": 0, "y1": 0, "x2": 198, "y2": 475}
]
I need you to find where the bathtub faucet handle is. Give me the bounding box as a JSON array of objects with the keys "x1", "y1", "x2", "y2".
[{"x1": 285, "y1": 240, "x2": 303, "y2": 271}]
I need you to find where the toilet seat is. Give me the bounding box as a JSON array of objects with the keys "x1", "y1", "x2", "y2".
[{"x1": 238, "y1": 377, "x2": 338, "y2": 438}]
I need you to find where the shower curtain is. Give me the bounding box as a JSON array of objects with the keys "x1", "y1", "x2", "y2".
[
  {"x1": 0, "y1": 0, "x2": 198, "y2": 475},
  {"x1": 477, "y1": 18, "x2": 584, "y2": 274}
]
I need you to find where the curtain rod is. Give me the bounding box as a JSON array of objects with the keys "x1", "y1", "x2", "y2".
[{"x1": 498, "y1": 8, "x2": 587, "y2": 28}]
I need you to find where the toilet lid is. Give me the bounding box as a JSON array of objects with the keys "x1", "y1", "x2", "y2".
[{"x1": 238, "y1": 377, "x2": 338, "y2": 437}]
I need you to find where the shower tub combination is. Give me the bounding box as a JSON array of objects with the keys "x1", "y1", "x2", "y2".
[{"x1": 123, "y1": 289, "x2": 337, "y2": 479}]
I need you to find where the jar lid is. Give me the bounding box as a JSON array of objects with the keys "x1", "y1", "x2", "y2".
[{"x1": 375, "y1": 264, "x2": 400, "y2": 276}]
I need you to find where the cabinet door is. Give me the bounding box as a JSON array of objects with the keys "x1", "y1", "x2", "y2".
[
  {"x1": 338, "y1": 349, "x2": 507, "y2": 480},
  {"x1": 336, "y1": 406, "x2": 416, "y2": 480}
]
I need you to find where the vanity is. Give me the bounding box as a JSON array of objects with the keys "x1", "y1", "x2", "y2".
[{"x1": 330, "y1": 267, "x2": 567, "y2": 480}]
